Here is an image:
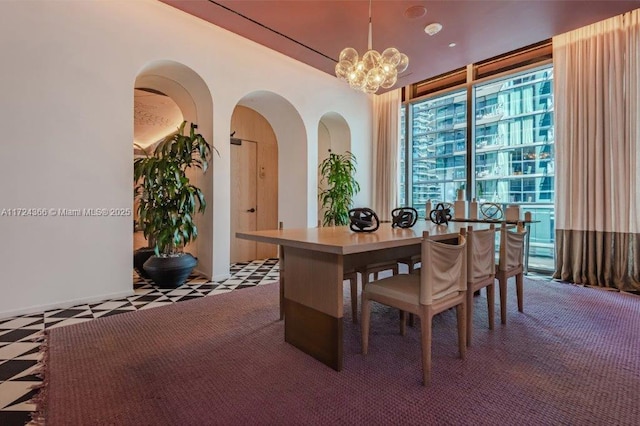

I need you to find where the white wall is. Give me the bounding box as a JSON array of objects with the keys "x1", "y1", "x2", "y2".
[{"x1": 0, "y1": 0, "x2": 372, "y2": 318}]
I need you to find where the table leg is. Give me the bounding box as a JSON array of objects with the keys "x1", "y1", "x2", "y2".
[{"x1": 282, "y1": 246, "x2": 344, "y2": 371}]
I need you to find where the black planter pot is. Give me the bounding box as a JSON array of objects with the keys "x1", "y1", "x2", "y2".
[
  {"x1": 133, "y1": 247, "x2": 156, "y2": 279},
  {"x1": 143, "y1": 253, "x2": 197, "y2": 289}
]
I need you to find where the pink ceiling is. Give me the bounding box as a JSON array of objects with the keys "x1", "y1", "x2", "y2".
[{"x1": 160, "y1": 1, "x2": 639, "y2": 93}]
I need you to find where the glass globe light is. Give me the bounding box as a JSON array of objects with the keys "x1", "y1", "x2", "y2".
[
  {"x1": 380, "y1": 69, "x2": 398, "y2": 89},
  {"x1": 380, "y1": 61, "x2": 395, "y2": 75},
  {"x1": 362, "y1": 50, "x2": 381, "y2": 71},
  {"x1": 397, "y1": 54, "x2": 409, "y2": 74},
  {"x1": 367, "y1": 67, "x2": 385, "y2": 86},
  {"x1": 335, "y1": 60, "x2": 352, "y2": 80},
  {"x1": 348, "y1": 69, "x2": 366, "y2": 90},
  {"x1": 381, "y1": 47, "x2": 401, "y2": 67},
  {"x1": 339, "y1": 48, "x2": 359, "y2": 67}
]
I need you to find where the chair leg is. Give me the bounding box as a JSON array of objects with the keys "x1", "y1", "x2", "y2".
[
  {"x1": 407, "y1": 313, "x2": 415, "y2": 327},
  {"x1": 420, "y1": 308, "x2": 433, "y2": 385},
  {"x1": 516, "y1": 272, "x2": 524, "y2": 313},
  {"x1": 486, "y1": 284, "x2": 495, "y2": 330},
  {"x1": 362, "y1": 271, "x2": 370, "y2": 287},
  {"x1": 499, "y1": 276, "x2": 507, "y2": 325},
  {"x1": 399, "y1": 310, "x2": 407, "y2": 336},
  {"x1": 349, "y1": 276, "x2": 358, "y2": 323},
  {"x1": 406, "y1": 264, "x2": 416, "y2": 328},
  {"x1": 361, "y1": 294, "x2": 371, "y2": 355},
  {"x1": 457, "y1": 300, "x2": 467, "y2": 360},
  {"x1": 466, "y1": 285, "x2": 473, "y2": 347}
]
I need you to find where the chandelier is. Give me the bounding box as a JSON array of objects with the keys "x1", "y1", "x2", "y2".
[{"x1": 335, "y1": 0, "x2": 409, "y2": 94}]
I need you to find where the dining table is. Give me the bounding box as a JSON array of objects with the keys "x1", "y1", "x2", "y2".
[{"x1": 236, "y1": 220, "x2": 495, "y2": 371}]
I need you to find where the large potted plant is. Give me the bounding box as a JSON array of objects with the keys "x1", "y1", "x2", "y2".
[
  {"x1": 318, "y1": 150, "x2": 360, "y2": 226},
  {"x1": 134, "y1": 121, "x2": 214, "y2": 288}
]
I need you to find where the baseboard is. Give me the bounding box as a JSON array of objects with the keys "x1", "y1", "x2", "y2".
[{"x1": 0, "y1": 289, "x2": 135, "y2": 321}]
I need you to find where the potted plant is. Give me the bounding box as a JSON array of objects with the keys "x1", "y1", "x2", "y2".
[
  {"x1": 133, "y1": 121, "x2": 215, "y2": 288},
  {"x1": 318, "y1": 150, "x2": 360, "y2": 226}
]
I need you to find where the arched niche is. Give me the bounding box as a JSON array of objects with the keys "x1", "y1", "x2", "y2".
[
  {"x1": 317, "y1": 112, "x2": 352, "y2": 223},
  {"x1": 234, "y1": 91, "x2": 309, "y2": 230},
  {"x1": 134, "y1": 60, "x2": 215, "y2": 279}
]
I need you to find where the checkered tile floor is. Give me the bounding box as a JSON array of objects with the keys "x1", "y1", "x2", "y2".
[{"x1": 0, "y1": 258, "x2": 279, "y2": 426}]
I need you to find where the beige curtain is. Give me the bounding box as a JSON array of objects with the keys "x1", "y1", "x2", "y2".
[
  {"x1": 553, "y1": 9, "x2": 640, "y2": 291},
  {"x1": 372, "y1": 89, "x2": 401, "y2": 221}
]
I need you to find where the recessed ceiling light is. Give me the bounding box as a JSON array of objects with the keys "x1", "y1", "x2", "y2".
[
  {"x1": 404, "y1": 5, "x2": 427, "y2": 19},
  {"x1": 449, "y1": 42, "x2": 457, "y2": 48},
  {"x1": 424, "y1": 23, "x2": 443, "y2": 36}
]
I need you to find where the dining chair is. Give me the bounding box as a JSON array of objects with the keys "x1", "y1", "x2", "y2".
[
  {"x1": 465, "y1": 225, "x2": 496, "y2": 346},
  {"x1": 496, "y1": 222, "x2": 527, "y2": 324},
  {"x1": 361, "y1": 230, "x2": 468, "y2": 385}
]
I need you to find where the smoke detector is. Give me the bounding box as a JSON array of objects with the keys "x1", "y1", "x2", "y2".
[{"x1": 424, "y1": 23, "x2": 443, "y2": 36}]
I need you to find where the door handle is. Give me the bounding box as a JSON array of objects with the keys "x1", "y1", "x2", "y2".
[{"x1": 246, "y1": 208, "x2": 256, "y2": 213}]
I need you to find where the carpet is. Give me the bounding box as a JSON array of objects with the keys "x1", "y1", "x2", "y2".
[{"x1": 37, "y1": 278, "x2": 640, "y2": 425}]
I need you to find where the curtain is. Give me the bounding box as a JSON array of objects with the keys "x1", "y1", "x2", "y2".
[
  {"x1": 372, "y1": 89, "x2": 401, "y2": 221},
  {"x1": 553, "y1": 9, "x2": 640, "y2": 291}
]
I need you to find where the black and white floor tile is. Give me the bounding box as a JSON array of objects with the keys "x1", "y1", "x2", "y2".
[{"x1": 0, "y1": 258, "x2": 280, "y2": 426}]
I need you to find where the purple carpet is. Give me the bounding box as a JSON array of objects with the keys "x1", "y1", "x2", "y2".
[{"x1": 38, "y1": 278, "x2": 640, "y2": 425}]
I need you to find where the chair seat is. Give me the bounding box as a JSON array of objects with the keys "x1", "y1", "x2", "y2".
[
  {"x1": 365, "y1": 274, "x2": 419, "y2": 305},
  {"x1": 366, "y1": 274, "x2": 464, "y2": 308}
]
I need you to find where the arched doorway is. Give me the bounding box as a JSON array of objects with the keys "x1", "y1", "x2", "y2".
[
  {"x1": 229, "y1": 105, "x2": 278, "y2": 263},
  {"x1": 133, "y1": 88, "x2": 184, "y2": 251},
  {"x1": 229, "y1": 91, "x2": 307, "y2": 261},
  {"x1": 133, "y1": 60, "x2": 215, "y2": 279}
]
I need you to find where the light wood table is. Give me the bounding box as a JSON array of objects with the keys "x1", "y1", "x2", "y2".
[{"x1": 237, "y1": 221, "x2": 494, "y2": 371}]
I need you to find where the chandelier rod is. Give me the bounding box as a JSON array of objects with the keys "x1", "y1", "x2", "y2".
[{"x1": 367, "y1": 0, "x2": 373, "y2": 51}]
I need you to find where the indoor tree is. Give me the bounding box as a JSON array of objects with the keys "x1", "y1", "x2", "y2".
[{"x1": 318, "y1": 150, "x2": 360, "y2": 226}]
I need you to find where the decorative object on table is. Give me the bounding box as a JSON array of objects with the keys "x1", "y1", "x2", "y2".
[
  {"x1": 319, "y1": 150, "x2": 360, "y2": 226},
  {"x1": 469, "y1": 198, "x2": 478, "y2": 220},
  {"x1": 524, "y1": 211, "x2": 532, "y2": 222},
  {"x1": 334, "y1": 0, "x2": 408, "y2": 94},
  {"x1": 479, "y1": 202, "x2": 503, "y2": 220},
  {"x1": 348, "y1": 208, "x2": 380, "y2": 232},
  {"x1": 454, "y1": 189, "x2": 467, "y2": 219},
  {"x1": 429, "y1": 202, "x2": 452, "y2": 225},
  {"x1": 505, "y1": 204, "x2": 521, "y2": 222},
  {"x1": 134, "y1": 121, "x2": 216, "y2": 288},
  {"x1": 424, "y1": 199, "x2": 432, "y2": 220},
  {"x1": 391, "y1": 207, "x2": 418, "y2": 228}
]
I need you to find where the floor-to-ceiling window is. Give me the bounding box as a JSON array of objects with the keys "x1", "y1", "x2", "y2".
[
  {"x1": 474, "y1": 66, "x2": 555, "y2": 269},
  {"x1": 399, "y1": 48, "x2": 555, "y2": 273},
  {"x1": 399, "y1": 106, "x2": 406, "y2": 206},
  {"x1": 409, "y1": 89, "x2": 467, "y2": 219}
]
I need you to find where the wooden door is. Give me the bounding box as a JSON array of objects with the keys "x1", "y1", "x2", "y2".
[
  {"x1": 230, "y1": 140, "x2": 258, "y2": 262},
  {"x1": 230, "y1": 105, "x2": 279, "y2": 262}
]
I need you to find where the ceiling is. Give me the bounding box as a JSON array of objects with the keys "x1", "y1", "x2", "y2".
[
  {"x1": 134, "y1": 89, "x2": 183, "y2": 150},
  {"x1": 159, "y1": 1, "x2": 639, "y2": 94}
]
